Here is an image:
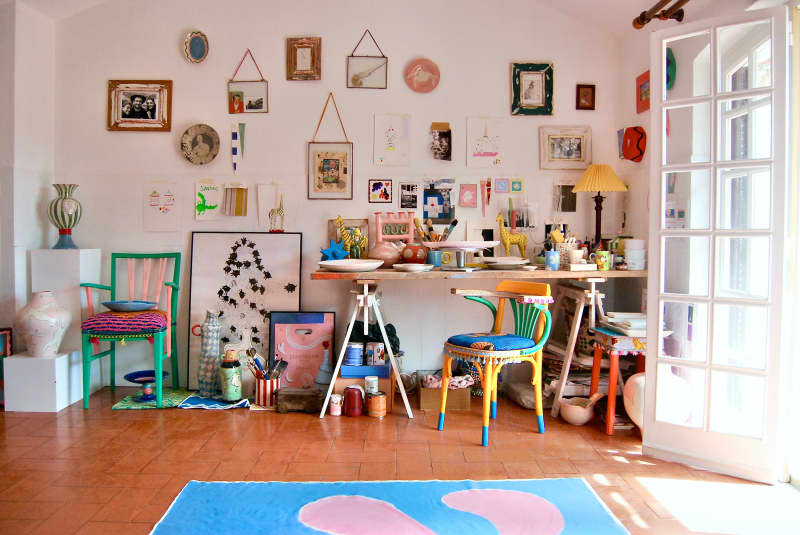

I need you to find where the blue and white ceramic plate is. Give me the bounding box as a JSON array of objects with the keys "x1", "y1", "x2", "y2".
[
  {"x1": 184, "y1": 31, "x2": 209, "y2": 63},
  {"x1": 103, "y1": 300, "x2": 157, "y2": 312}
]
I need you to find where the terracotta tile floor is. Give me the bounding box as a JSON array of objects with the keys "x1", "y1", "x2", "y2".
[{"x1": 0, "y1": 387, "x2": 794, "y2": 534}]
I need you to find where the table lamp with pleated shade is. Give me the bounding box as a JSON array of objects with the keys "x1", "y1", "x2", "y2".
[{"x1": 572, "y1": 164, "x2": 628, "y2": 248}]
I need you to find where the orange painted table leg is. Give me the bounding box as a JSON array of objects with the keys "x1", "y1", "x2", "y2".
[
  {"x1": 590, "y1": 344, "x2": 602, "y2": 396},
  {"x1": 605, "y1": 350, "x2": 619, "y2": 435}
]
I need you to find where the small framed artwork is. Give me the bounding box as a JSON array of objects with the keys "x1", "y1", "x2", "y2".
[
  {"x1": 510, "y1": 62, "x2": 553, "y2": 115},
  {"x1": 494, "y1": 178, "x2": 510, "y2": 194},
  {"x1": 399, "y1": 182, "x2": 419, "y2": 209},
  {"x1": 368, "y1": 179, "x2": 392, "y2": 203},
  {"x1": 576, "y1": 84, "x2": 596, "y2": 110},
  {"x1": 554, "y1": 179, "x2": 577, "y2": 213},
  {"x1": 347, "y1": 56, "x2": 388, "y2": 88},
  {"x1": 459, "y1": 184, "x2": 478, "y2": 208},
  {"x1": 307, "y1": 142, "x2": 353, "y2": 200},
  {"x1": 184, "y1": 31, "x2": 209, "y2": 63},
  {"x1": 636, "y1": 70, "x2": 650, "y2": 113},
  {"x1": 107, "y1": 80, "x2": 172, "y2": 131},
  {"x1": 539, "y1": 126, "x2": 592, "y2": 170},
  {"x1": 228, "y1": 81, "x2": 268, "y2": 114},
  {"x1": 286, "y1": 37, "x2": 321, "y2": 80},
  {"x1": 510, "y1": 178, "x2": 525, "y2": 193}
]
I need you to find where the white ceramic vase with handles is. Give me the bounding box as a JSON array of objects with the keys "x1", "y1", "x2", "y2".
[{"x1": 15, "y1": 291, "x2": 71, "y2": 357}]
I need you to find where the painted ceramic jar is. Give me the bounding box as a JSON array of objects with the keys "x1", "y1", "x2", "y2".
[
  {"x1": 220, "y1": 359, "x2": 242, "y2": 402},
  {"x1": 192, "y1": 310, "x2": 221, "y2": 398},
  {"x1": 400, "y1": 243, "x2": 427, "y2": 264},
  {"x1": 47, "y1": 184, "x2": 82, "y2": 249},
  {"x1": 16, "y1": 291, "x2": 71, "y2": 357}
]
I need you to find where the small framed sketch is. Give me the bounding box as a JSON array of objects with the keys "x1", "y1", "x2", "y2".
[
  {"x1": 510, "y1": 62, "x2": 553, "y2": 116},
  {"x1": 347, "y1": 56, "x2": 387, "y2": 89},
  {"x1": 368, "y1": 179, "x2": 392, "y2": 203},
  {"x1": 228, "y1": 81, "x2": 268, "y2": 114},
  {"x1": 107, "y1": 80, "x2": 172, "y2": 131},
  {"x1": 636, "y1": 70, "x2": 650, "y2": 113},
  {"x1": 510, "y1": 178, "x2": 525, "y2": 193},
  {"x1": 459, "y1": 184, "x2": 478, "y2": 208},
  {"x1": 307, "y1": 142, "x2": 353, "y2": 200},
  {"x1": 287, "y1": 37, "x2": 321, "y2": 80},
  {"x1": 399, "y1": 182, "x2": 419, "y2": 209},
  {"x1": 494, "y1": 178, "x2": 510, "y2": 194},
  {"x1": 539, "y1": 126, "x2": 592, "y2": 170},
  {"x1": 576, "y1": 84, "x2": 596, "y2": 110}
]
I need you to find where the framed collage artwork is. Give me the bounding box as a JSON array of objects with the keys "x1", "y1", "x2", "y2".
[{"x1": 307, "y1": 142, "x2": 353, "y2": 200}]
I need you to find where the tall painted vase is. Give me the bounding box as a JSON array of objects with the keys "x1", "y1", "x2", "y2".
[
  {"x1": 220, "y1": 358, "x2": 242, "y2": 402},
  {"x1": 47, "y1": 184, "x2": 82, "y2": 249},
  {"x1": 15, "y1": 291, "x2": 71, "y2": 357},
  {"x1": 193, "y1": 310, "x2": 221, "y2": 398}
]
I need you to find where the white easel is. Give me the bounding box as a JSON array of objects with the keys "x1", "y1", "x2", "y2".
[{"x1": 319, "y1": 280, "x2": 413, "y2": 418}]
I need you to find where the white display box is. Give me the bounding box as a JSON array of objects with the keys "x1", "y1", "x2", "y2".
[{"x1": 4, "y1": 351, "x2": 102, "y2": 412}]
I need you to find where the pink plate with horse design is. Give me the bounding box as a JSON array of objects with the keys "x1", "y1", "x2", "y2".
[{"x1": 404, "y1": 58, "x2": 440, "y2": 93}]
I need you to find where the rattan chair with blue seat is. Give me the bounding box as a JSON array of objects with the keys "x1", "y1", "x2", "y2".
[
  {"x1": 80, "y1": 252, "x2": 181, "y2": 409},
  {"x1": 439, "y1": 281, "x2": 553, "y2": 446}
]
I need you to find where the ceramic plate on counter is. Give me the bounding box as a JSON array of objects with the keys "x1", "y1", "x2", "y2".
[
  {"x1": 393, "y1": 263, "x2": 434, "y2": 272},
  {"x1": 318, "y1": 259, "x2": 384, "y2": 272}
]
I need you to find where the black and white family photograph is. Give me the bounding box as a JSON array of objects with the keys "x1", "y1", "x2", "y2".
[
  {"x1": 120, "y1": 91, "x2": 159, "y2": 120},
  {"x1": 429, "y1": 127, "x2": 452, "y2": 161},
  {"x1": 107, "y1": 80, "x2": 172, "y2": 131},
  {"x1": 400, "y1": 183, "x2": 419, "y2": 209},
  {"x1": 549, "y1": 135, "x2": 584, "y2": 161}
]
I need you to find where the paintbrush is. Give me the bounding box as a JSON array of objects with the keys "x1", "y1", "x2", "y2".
[
  {"x1": 440, "y1": 219, "x2": 458, "y2": 242},
  {"x1": 425, "y1": 219, "x2": 435, "y2": 239},
  {"x1": 413, "y1": 217, "x2": 429, "y2": 241}
]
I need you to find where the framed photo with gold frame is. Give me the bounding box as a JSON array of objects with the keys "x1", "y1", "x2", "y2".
[
  {"x1": 286, "y1": 37, "x2": 321, "y2": 80},
  {"x1": 510, "y1": 62, "x2": 553, "y2": 116},
  {"x1": 307, "y1": 141, "x2": 353, "y2": 200},
  {"x1": 107, "y1": 80, "x2": 172, "y2": 131},
  {"x1": 538, "y1": 125, "x2": 592, "y2": 170}
]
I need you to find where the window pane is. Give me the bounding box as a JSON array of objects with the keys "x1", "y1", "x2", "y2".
[
  {"x1": 718, "y1": 95, "x2": 771, "y2": 161},
  {"x1": 712, "y1": 304, "x2": 768, "y2": 369},
  {"x1": 663, "y1": 170, "x2": 710, "y2": 229},
  {"x1": 718, "y1": 20, "x2": 771, "y2": 93},
  {"x1": 664, "y1": 32, "x2": 711, "y2": 101},
  {"x1": 660, "y1": 301, "x2": 708, "y2": 362},
  {"x1": 663, "y1": 236, "x2": 709, "y2": 295},
  {"x1": 716, "y1": 167, "x2": 771, "y2": 230},
  {"x1": 715, "y1": 236, "x2": 770, "y2": 300},
  {"x1": 656, "y1": 363, "x2": 706, "y2": 428},
  {"x1": 710, "y1": 371, "x2": 765, "y2": 438},
  {"x1": 664, "y1": 103, "x2": 711, "y2": 165}
]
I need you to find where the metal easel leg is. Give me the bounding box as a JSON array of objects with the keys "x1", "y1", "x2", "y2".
[
  {"x1": 370, "y1": 293, "x2": 414, "y2": 419},
  {"x1": 319, "y1": 294, "x2": 363, "y2": 418}
]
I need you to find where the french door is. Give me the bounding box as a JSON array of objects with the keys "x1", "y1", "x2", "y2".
[{"x1": 645, "y1": 7, "x2": 788, "y2": 483}]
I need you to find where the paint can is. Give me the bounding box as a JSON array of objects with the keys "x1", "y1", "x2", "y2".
[
  {"x1": 365, "y1": 342, "x2": 385, "y2": 365},
  {"x1": 329, "y1": 394, "x2": 343, "y2": 416},
  {"x1": 367, "y1": 391, "x2": 387, "y2": 419},
  {"x1": 364, "y1": 375, "x2": 379, "y2": 395},
  {"x1": 344, "y1": 342, "x2": 364, "y2": 366}
]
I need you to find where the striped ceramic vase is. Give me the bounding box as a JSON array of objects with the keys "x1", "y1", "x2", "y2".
[{"x1": 47, "y1": 184, "x2": 82, "y2": 249}]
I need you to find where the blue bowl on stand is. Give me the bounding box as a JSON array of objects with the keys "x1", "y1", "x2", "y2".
[{"x1": 123, "y1": 370, "x2": 169, "y2": 402}]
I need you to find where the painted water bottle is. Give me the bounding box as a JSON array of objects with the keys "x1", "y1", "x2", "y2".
[
  {"x1": 220, "y1": 349, "x2": 242, "y2": 402},
  {"x1": 192, "y1": 310, "x2": 221, "y2": 398}
]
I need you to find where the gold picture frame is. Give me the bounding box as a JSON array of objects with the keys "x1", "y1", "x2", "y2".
[
  {"x1": 107, "y1": 80, "x2": 172, "y2": 131},
  {"x1": 286, "y1": 37, "x2": 321, "y2": 80}
]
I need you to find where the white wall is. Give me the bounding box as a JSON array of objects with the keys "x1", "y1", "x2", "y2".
[
  {"x1": 0, "y1": 0, "x2": 16, "y2": 329},
  {"x1": 52, "y1": 0, "x2": 642, "y2": 382}
]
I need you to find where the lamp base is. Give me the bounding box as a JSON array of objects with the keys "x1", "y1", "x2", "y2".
[{"x1": 593, "y1": 192, "x2": 605, "y2": 249}]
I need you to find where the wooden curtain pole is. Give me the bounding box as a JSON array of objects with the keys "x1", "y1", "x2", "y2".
[{"x1": 633, "y1": 0, "x2": 690, "y2": 29}]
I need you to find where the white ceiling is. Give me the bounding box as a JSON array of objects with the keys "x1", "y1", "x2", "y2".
[
  {"x1": 20, "y1": 0, "x2": 109, "y2": 19},
  {"x1": 549, "y1": 0, "x2": 756, "y2": 39}
]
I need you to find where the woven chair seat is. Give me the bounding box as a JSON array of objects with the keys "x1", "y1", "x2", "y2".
[
  {"x1": 81, "y1": 310, "x2": 167, "y2": 336},
  {"x1": 447, "y1": 332, "x2": 536, "y2": 351}
]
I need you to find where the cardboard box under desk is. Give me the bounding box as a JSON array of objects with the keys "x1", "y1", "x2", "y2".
[
  {"x1": 333, "y1": 376, "x2": 395, "y2": 414},
  {"x1": 419, "y1": 387, "x2": 471, "y2": 411}
]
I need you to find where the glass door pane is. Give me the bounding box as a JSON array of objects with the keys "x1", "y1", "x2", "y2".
[
  {"x1": 718, "y1": 20, "x2": 772, "y2": 93},
  {"x1": 660, "y1": 301, "x2": 708, "y2": 362},
  {"x1": 664, "y1": 103, "x2": 712, "y2": 165},
  {"x1": 709, "y1": 371, "x2": 766, "y2": 438},
  {"x1": 715, "y1": 236, "x2": 770, "y2": 299},
  {"x1": 663, "y1": 236, "x2": 710, "y2": 295},
  {"x1": 716, "y1": 167, "x2": 771, "y2": 229},
  {"x1": 664, "y1": 31, "x2": 711, "y2": 101},
  {"x1": 663, "y1": 170, "x2": 711, "y2": 229},
  {"x1": 718, "y1": 95, "x2": 772, "y2": 161},
  {"x1": 712, "y1": 304, "x2": 769, "y2": 369},
  {"x1": 656, "y1": 363, "x2": 706, "y2": 427}
]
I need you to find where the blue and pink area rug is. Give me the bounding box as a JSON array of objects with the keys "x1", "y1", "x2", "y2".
[{"x1": 152, "y1": 478, "x2": 628, "y2": 534}]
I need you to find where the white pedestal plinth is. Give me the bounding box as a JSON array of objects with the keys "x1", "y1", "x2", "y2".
[
  {"x1": 30, "y1": 248, "x2": 102, "y2": 356},
  {"x1": 4, "y1": 352, "x2": 102, "y2": 412}
]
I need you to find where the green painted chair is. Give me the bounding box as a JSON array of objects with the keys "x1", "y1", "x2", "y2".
[{"x1": 80, "y1": 252, "x2": 181, "y2": 408}]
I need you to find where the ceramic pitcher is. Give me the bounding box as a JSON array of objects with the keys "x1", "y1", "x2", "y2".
[{"x1": 15, "y1": 291, "x2": 71, "y2": 357}]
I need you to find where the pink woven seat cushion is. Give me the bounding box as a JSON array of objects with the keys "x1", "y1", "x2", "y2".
[{"x1": 81, "y1": 311, "x2": 167, "y2": 335}]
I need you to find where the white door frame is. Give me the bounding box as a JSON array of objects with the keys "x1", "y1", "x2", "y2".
[{"x1": 644, "y1": 6, "x2": 788, "y2": 484}]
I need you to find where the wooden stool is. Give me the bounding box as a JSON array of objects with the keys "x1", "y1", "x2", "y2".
[{"x1": 589, "y1": 326, "x2": 646, "y2": 435}]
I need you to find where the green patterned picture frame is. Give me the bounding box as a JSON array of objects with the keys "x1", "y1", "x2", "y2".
[{"x1": 511, "y1": 62, "x2": 553, "y2": 116}]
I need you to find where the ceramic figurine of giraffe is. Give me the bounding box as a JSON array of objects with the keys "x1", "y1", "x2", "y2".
[
  {"x1": 497, "y1": 213, "x2": 528, "y2": 259},
  {"x1": 335, "y1": 216, "x2": 353, "y2": 255}
]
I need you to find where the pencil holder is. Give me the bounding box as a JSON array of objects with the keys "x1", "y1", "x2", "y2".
[{"x1": 255, "y1": 377, "x2": 281, "y2": 409}]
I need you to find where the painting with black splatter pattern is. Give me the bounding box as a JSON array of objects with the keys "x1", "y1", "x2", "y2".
[{"x1": 188, "y1": 232, "x2": 302, "y2": 389}]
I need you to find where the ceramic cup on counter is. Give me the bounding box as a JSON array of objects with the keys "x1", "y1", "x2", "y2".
[
  {"x1": 545, "y1": 250, "x2": 561, "y2": 271},
  {"x1": 568, "y1": 249, "x2": 585, "y2": 264}
]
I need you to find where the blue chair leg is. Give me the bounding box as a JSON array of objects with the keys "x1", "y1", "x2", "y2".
[{"x1": 154, "y1": 332, "x2": 164, "y2": 408}]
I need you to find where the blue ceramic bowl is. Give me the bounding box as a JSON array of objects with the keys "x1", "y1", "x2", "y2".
[
  {"x1": 103, "y1": 300, "x2": 157, "y2": 312},
  {"x1": 123, "y1": 369, "x2": 169, "y2": 386}
]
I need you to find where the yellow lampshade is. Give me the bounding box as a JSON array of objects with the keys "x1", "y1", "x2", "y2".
[{"x1": 572, "y1": 164, "x2": 628, "y2": 193}]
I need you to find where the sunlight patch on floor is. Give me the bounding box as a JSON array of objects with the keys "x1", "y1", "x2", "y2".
[{"x1": 637, "y1": 477, "x2": 800, "y2": 534}]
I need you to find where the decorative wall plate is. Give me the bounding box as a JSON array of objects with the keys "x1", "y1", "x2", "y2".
[
  {"x1": 184, "y1": 31, "x2": 209, "y2": 63},
  {"x1": 181, "y1": 124, "x2": 220, "y2": 165},
  {"x1": 404, "y1": 58, "x2": 440, "y2": 93}
]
